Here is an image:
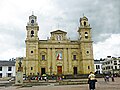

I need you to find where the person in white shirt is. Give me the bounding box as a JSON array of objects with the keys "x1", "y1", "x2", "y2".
[{"x1": 88, "y1": 72, "x2": 97, "y2": 90}]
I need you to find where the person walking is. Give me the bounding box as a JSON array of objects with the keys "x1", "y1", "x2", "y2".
[
  {"x1": 106, "y1": 75, "x2": 109, "y2": 82},
  {"x1": 88, "y1": 72, "x2": 97, "y2": 90},
  {"x1": 104, "y1": 76, "x2": 107, "y2": 82},
  {"x1": 111, "y1": 75, "x2": 115, "y2": 82}
]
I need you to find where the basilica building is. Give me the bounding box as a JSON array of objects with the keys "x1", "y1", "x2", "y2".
[{"x1": 16, "y1": 14, "x2": 94, "y2": 76}]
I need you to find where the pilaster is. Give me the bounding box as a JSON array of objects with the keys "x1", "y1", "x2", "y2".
[
  {"x1": 63, "y1": 48, "x2": 68, "y2": 74},
  {"x1": 47, "y1": 48, "x2": 52, "y2": 75},
  {"x1": 68, "y1": 48, "x2": 72, "y2": 74},
  {"x1": 52, "y1": 48, "x2": 56, "y2": 74}
]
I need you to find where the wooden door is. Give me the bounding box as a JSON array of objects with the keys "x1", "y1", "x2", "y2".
[{"x1": 57, "y1": 66, "x2": 62, "y2": 74}]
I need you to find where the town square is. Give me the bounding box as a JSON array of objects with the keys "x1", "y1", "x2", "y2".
[{"x1": 0, "y1": 78, "x2": 120, "y2": 90}]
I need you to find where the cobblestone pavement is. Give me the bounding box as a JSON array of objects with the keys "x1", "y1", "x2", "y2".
[{"x1": 0, "y1": 77, "x2": 120, "y2": 90}]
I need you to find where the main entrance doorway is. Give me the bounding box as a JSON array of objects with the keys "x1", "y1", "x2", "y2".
[
  {"x1": 41, "y1": 68, "x2": 45, "y2": 75},
  {"x1": 73, "y1": 67, "x2": 77, "y2": 75},
  {"x1": 57, "y1": 66, "x2": 62, "y2": 75}
]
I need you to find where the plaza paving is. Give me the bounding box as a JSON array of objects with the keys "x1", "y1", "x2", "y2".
[{"x1": 0, "y1": 77, "x2": 120, "y2": 90}]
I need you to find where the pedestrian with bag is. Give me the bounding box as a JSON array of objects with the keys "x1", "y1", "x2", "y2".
[{"x1": 88, "y1": 72, "x2": 97, "y2": 90}]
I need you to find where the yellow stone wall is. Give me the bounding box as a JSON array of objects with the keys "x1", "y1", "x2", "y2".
[{"x1": 16, "y1": 41, "x2": 94, "y2": 76}]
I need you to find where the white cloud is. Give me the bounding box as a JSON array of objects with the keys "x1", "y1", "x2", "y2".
[
  {"x1": 0, "y1": 48, "x2": 25, "y2": 60},
  {"x1": 93, "y1": 34, "x2": 120, "y2": 59}
]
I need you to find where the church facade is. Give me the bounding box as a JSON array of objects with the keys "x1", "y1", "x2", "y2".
[{"x1": 16, "y1": 14, "x2": 94, "y2": 76}]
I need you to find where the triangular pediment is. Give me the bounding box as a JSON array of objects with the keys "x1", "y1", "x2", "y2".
[
  {"x1": 49, "y1": 29, "x2": 67, "y2": 41},
  {"x1": 50, "y1": 30, "x2": 67, "y2": 34}
]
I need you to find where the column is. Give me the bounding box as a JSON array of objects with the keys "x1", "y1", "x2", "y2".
[
  {"x1": 47, "y1": 48, "x2": 52, "y2": 75},
  {"x1": 63, "y1": 48, "x2": 68, "y2": 74},
  {"x1": 52, "y1": 48, "x2": 56, "y2": 74},
  {"x1": 78, "y1": 50, "x2": 81, "y2": 74},
  {"x1": 68, "y1": 48, "x2": 72, "y2": 74}
]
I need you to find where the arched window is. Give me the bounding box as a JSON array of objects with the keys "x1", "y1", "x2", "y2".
[
  {"x1": 40, "y1": 51, "x2": 47, "y2": 61},
  {"x1": 85, "y1": 32, "x2": 88, "y2": 35},
  {"x1": 88, "y1": 66, "x2": 90, "y2": 69},
  {"x1": 42, "y1": 55, "x2": 45, "y2": 60},
  {"x1": 31, "y1": 20, "x2": 34, "y2": 24},
  {"x1": 73, "y1": 55, "x2": 76, "y2": 60},
  {"x1": 31, "y1": 30, "x2": 34, "y2": 37},
  {"x1": 84, "y1": 21, "x2": 86, "y2": 26},
  {"x1": 85, "y1": 32, "x2": 88, "y2": 39}
]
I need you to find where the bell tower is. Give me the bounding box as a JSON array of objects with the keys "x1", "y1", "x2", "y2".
[
  {"x1": 78, "y1": 16, "x2": 94, "y2": 74},
  {"x1": 26, "y1": 14, "x2": 39, "y2": 41},
  {"x1": 25, "y1": 14, "x2": 39, "y2": 75}
]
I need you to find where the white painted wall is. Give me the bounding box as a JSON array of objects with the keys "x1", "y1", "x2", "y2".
[
  {"x1": 94, "y1": 64, "x2": 102, "y2": 74},
  {"x1": 0, "y1": 66, "x2": 15, "y2": 77}
]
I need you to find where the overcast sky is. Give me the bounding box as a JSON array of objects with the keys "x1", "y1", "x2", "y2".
[{"x1": 0, "y1": 0, "x2": 120, "y2": 60}]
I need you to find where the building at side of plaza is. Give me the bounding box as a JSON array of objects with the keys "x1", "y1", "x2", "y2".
[
  {"x1": 0, "y1": 60, "x2": 15, "y2": 78},
  {"x1": 94, "y1": 60, "x2": 102, "y2": 74},
  {"x1": 102, "y1": 56, "x2": 120, "y2": 75},
  {"x1": 16, "y1": 14, "x2": 94, "y2": 76}
]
